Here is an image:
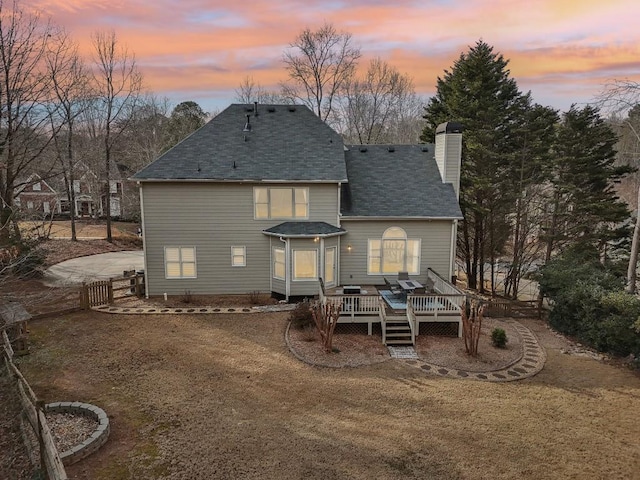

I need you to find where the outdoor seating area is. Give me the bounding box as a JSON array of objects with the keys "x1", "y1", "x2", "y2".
[{"x1": 320, "y1": 268, "x2": 465, "y2": 344}]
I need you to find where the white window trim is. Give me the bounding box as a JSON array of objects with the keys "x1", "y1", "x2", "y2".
[
  {"x1": 367, "y1": 227, "x2": 421, "y2": 276},
  {"x1": 164, "y1": 246, "x2": 197, "y2": 279},
  {"x1": 273, "y1": 247, "x2": 285, "y2": 280},
  {"x1": 253, "y1": 186, "x2": 309, "y2": 220},
  {"x1": 292, "y1": 248, "x2": 318, "y2": 282},
  {"x1": 231, "y1": 246, "x2": 246, "y2": 267}
]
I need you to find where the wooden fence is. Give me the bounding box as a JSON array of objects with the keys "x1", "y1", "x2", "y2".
[
  {"x1": 80, "y1": 272, "x2": 145, "y2": 310},
  {"x1": 2, "y1": 329, "x2": 68, "y2": 480},
  {"x1": 485, "y1": 298, "x2": 541, "y2": 318}
]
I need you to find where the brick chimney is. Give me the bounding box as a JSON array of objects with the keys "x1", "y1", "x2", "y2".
[{"x1": 434, "y1": 122, "x2": 463, "y2": 199}]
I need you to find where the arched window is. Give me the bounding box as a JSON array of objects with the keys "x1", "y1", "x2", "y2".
[{"x1": 368, "y1": 227, "x2": 420, "y2": 275}]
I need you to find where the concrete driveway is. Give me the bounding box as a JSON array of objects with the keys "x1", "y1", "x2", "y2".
[{"x1": 43, "y1": 251, "x2": 144, "y2": 286}]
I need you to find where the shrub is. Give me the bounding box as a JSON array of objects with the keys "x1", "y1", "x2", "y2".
[
  {"x1": 248, "y1": 290, "x2": 261, "y2": 305},
  {"x1": 289, "y1": 300, "x2": 313, "y2": 330},
  {"x1": 181, "y1": 290, "x2": 193, "y2": 304},
  {"x1": 491, "y1": 328, "x2": 507, "y2": 348}
]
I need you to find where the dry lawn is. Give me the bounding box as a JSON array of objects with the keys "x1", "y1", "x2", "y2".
[{"x1": 16, "y1": 311, "x2": 640, "y2": 480}]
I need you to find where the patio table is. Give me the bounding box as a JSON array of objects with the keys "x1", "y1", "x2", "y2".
[{"x1": 397, "y1": 279, "x2": 423, "y2": 293}]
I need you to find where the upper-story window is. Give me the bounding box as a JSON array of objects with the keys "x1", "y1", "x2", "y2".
[
  {"x1": 32, "y1": 182, "x2": 41, "y2": 191},
  {"x1": 254, "y1": 187, "x2": 308, "y2": 219}
]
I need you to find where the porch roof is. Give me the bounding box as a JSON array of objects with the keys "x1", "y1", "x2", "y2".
[{"x1": 262, "y1": 221, "x2": 346, "y2": 238}]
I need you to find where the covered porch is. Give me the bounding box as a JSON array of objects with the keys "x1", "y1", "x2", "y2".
[{"x1": 319, "y1": 268, "x2": 465, "y2": 346}]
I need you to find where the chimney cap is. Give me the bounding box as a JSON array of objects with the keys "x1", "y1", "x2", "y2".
[{"x1": 436, "y1": 121, "x2": 463, "y2": 134}]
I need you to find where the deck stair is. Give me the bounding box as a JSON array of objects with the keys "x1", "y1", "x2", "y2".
[{"x1": 384, "y1": 315, "x2": 414, "y2": 346}]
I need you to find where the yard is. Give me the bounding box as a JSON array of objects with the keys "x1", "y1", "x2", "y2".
[{"x1": 16, "y1": 309, "x2": 640, "y2": 480}]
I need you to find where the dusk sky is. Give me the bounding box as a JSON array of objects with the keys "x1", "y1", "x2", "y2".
[{"x1": 31, "y1": 0, "x2": 640, "y2": 115}]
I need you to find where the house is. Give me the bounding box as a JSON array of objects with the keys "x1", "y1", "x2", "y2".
[
  {"x1": 58, "y1": 161, "x2": 124, "y2": 218},
  {"x1": 133, "y1": 103, "x2": 465, "y2": 342},
  {"x1": 14, "y1": 174, "x2": 61, "y2": 216}
]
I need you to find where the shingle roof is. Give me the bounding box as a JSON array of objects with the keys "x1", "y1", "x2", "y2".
[
  {"x1": 262, "y1": 222, "x2": 346, "y2": 238},
  {"x1": 340, "y1": 145, "x2": 463, "y2": 219},
  {"x1": 132, "y1": 104, "x2": 348, "y2": 182}
]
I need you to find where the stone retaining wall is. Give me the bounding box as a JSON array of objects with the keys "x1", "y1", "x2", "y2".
[{"x1": 45, "y1": 402, "x2": 110, "y2": 466}]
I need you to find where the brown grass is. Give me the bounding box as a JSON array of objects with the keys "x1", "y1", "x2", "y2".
[{"x1": 17, "y1": 312, "x2": 640, "y2": 480}]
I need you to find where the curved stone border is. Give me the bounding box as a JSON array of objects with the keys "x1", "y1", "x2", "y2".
[
  {"x1": 45, "y1": 402, "x2": 110, "y2": 466},
  {"x1": 403, "y1": 321, "x2": 546, "y2": 382},
  {"x1": 93, "y1": 304, "x2": 297, "y2": 315}
]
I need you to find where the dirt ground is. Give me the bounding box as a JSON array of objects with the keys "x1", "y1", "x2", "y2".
[{"x1": 16, "y1": 310, "x2": 640, "y2": 480}]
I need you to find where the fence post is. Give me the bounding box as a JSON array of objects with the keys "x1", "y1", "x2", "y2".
[
  {"x1": 36, "y1": 400, "x2": 50, "y2": 480},
  {"x1": 108, "y1": 279, "x2": 114, "y2": 304}
]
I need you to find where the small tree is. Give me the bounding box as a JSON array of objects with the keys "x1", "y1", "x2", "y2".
[
  {"x1": 311, "y1": 301, "x2": 341, "y2": 353},
  {"x1": 462, "y1": 298, "x2": 485, "y2": 356}
]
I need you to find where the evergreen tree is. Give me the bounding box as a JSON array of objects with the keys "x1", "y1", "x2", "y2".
[
  {"x1": 421, "y1": 41, "x2": 530, "y2": 291},
  {"x1": 163, "y1": 101, "x2": 208, "y2": 151},
  {"x1": 546, "y1": 105, "x2": 632, "y2": 257}
]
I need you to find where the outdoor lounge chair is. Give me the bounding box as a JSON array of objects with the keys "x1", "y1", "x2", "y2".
[
  {"x1": 384, "y1": 277, "x2": 403, "y2": 297},
  {"x1": 398, "y1": 271, "x2": 409, "y2": 281}
]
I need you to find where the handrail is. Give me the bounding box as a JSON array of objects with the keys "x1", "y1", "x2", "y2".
[
  {"x1": 427, "y1": 268, "x2": 464, "y2": 296},
  {"x1": 406, "y1": 301, "x2": 416, "y2": 345},
  {"x1": 379, "y1": 298, "x2": 387, "y2": 344},
  {"x1": 409, "y1": 294, "x2": 465, "y2": 314}
]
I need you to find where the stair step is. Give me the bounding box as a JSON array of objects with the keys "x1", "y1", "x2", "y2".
[
  {"x1": 386, "y1": 339, "x2": 414, "y2": 345},
  {"x1": 386, "y1": 325, "x2": 411, "y2": 331}
]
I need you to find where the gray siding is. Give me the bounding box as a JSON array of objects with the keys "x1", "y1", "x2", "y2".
[
  {"x1": 339, "y1": 219, "x2": 454, "y2": 286},
  {"x1": 142, "y1": 182, "x2": 339, "y2": 295}
]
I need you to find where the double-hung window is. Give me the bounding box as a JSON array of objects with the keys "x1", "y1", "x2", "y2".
[
  {"x1": 254, "y1": 187, "x2": 308, "y2": 219},
  {"x1": 231, "y1": 246, "x2": 246, "y2": 267},
  {"x1": 273, "y1": 248, "x2": 285, "y2": 280},
  {"x1": 165, "y1": 247, "x2": 197, "y2": 279},
  {"x1": 368, "y1": 227, "x2": 420, "y2": 275}
]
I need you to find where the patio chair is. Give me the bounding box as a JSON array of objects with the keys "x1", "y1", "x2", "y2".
[
  {"x1": 398, "y1": 271, "x2": 409, "y2": 281},
  {"x1": 384, "y1": 277, "x2": 403, "y2": 298}
]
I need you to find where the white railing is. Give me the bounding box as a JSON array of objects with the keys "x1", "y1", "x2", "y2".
[
  {"x1": 406, "y1": 301, "x2": 417, "y2": 345},
  {"x1": 324, "y1": 294, "x2": 380, "y2": 317},
  {"x1": 379, "y1": 298, "x2": 388, "y2": 344},
  {"x1": 427, "y1": 268, "x2": 464, "y2": 296},
  {"x1": 409, "y1": 294, "x2": 465, "y2": 314}
]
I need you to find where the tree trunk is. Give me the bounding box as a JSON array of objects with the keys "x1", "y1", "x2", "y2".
[{"x1": 626, "y1": 183, "x2": 640, "y2": 293}]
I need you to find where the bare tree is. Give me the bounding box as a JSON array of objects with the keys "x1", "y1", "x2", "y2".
[
  {"x1": 235, "y1": 76, "x2": 286, "y2": 104},
  {"x1": 281, "y1": 22, "x2": 360, "y2": 123},
  {"x1": 0, "y1": 0, "x2": 58, "y2": 244},
  {"x1": 597, "y1": 81, "x2": 640, "y2": 292},
  {"x1": 337, "y1": 58, "x2": 423, "y2": 144},
  {"x1": 90, "y1": 30, "x2": 142, "y2": 242},
  {"x1": 45, "y1": 29, "x2": 89, "y2": 241}
]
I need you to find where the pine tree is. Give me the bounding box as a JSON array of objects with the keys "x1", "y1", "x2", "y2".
[
  {"x1": 421, "y1": 41, "x2": 530, "y2": 291},
  {"x1": 546, "y1": 105, "x2": 632, "y2": 257}
]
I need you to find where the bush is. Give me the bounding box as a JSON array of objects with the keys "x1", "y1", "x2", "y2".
[
  {"x1": 289, "y1": 301, "x2": 313, "y2": 330},
  {"x1": 539, "y1": 246, "x2": 640, "y2": 358},
  {"x1": 491, "y1": 328, "x2": 507, "y2": 348},
  {"x1": 248, "y1": 290, "x2": 261, "y2": 305},
  {"x1": 181, "y1": 290, "x2": 193, "y2": 304}
]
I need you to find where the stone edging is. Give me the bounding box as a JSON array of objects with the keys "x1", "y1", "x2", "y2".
[
  {"x1": 403, "y1": 321, "x2": 546, "y2": 382},
  {"x1": 92, "y1": 304, "x2": 297, "y2": 314},
  {"x1": 45, "y1": 402, "x2": 110, "y2": 466}
]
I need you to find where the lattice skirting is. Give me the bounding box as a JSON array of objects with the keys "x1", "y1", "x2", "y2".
[
  {"x1": 418, "y1": 322, "x2": 459, "y2": 337},
  {"x1": 334, "y1": 323, "x2": 382, "y2": 335}
]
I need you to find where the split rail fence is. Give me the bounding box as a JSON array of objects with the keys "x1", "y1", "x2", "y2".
[{"x1": 2, "y1": 329, "x2": 68, "y2": 480}]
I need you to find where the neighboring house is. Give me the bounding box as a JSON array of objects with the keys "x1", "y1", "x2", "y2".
[
  {"x1": 14, "y1": 174, "x2": 60, "y2": 216},
  {"x1": 58, "y1": 161, "x2": 124, "y2": 218},
  {"x1": 133, "y1": 103, "x2": 463, "y2": 300}
]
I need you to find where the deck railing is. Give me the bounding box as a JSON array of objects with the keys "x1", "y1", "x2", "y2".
[
  {"x1": 406, "y1": 301, "x2": 417, "y2": 345},
  {"x1": 323, "y1": 294, "x2": 380, "y2": 317},
  {"x1": 427, "y1": 268, "x2": 464, "y2": 296},
  {"x1": 409, "y1": 294, "x2": 465, "y2": 314},
  {"x1": 379, "y1": 298, "x2": 388, "y2": 344}
]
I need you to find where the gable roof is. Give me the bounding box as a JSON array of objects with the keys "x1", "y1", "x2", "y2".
[
  {"x1": 340, "y1": 145, "x2": 463, "y2": 219},
  {"x1": 132, "y1": 104, "x2": 348, "y2": 182}
]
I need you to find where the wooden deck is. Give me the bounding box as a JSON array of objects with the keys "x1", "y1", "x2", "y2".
[{"x1": 320, "y1": 269, "x2": 465, "y2": 342}]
